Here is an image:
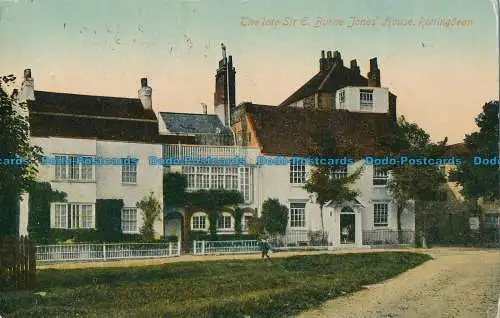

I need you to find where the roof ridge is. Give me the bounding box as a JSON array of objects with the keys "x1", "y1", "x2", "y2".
[{"x1": 35, "y1": 90, "x2": 139, "y2": 101}]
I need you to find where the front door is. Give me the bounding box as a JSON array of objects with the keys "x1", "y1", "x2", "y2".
[{"x1": 340, "y1": 213, "x2": 355, "y2": 244}]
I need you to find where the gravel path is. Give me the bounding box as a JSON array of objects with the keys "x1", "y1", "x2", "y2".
[{"x1": 297, "y1": 248, "x2": 500, "y2": 318}]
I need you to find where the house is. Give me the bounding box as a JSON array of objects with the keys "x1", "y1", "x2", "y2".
[
  {"x1": 17, "y1": 70, "x2": 192, "y2": 239},
  {"x1": 162, "y1": 50, "x2": 415, "y2": 248}
]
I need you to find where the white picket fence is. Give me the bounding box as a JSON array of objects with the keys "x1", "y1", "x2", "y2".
[{"x1": 36, "y1": 242, "x2": 181, "y2": 263}]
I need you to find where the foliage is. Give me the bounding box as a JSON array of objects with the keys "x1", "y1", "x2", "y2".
[
  {"x1": 304, "y1": 131, "x2": 362, "y2": 231},
  {"x1": 185, "y1": 189, "x2": 244, "y2": 239},
  {"x1": 95, "y1": 199, "x2": 124, "y2": 242},
  {"x1": 0, "y1": 252, "x2": 431, "y2": 317},
  {"x1": 382, "y1": 116, "x2": 447, "y2": 241},
  {"x1": 0, "y1": 75, "x2": 43, "y2": 237},
  {"x1": 261, "y1": 198, "x2": 289, "y2": 235},
  {"x1": 27, "y1": 182, "x2": 67, "y2": 244},
  {"x1": 247, "y1": 216, "x2": 265, "y2": 236},
  {"x1": 233, "y1": 207, "x2": 244, "y2": 235},
  {"x1": 163, "y1": 172, "x2": 188, "y2": 207},
  {"x1": 137, "y1": 192, "x2": 162, "y2": 242},
  {"x1": 449, "y1": 101, "x2": 499, "y2": 201}
]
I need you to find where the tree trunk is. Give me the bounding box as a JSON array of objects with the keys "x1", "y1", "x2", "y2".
[{"x1": 397, "y1": 202, "x2": 404, "y2": 244}]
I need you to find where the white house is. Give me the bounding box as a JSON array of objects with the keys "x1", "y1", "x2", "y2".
[{"x1": 17, "y1": 70, "x2": 172, "y2": 239}]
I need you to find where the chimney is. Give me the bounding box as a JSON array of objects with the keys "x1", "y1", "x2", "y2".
[
  {"x1": 201, "y1": 103, "x2": 207, "y2": 114},
  {"x1": 19, "y1": 68, "x2": 35, "y2": 103},
  {"x1": 332, "y1": 50, "x2": 343, "y2": 67},
  {"x1": 367, "y1": 57, "x2": 381, "y2": 87},
  {"x1": 138, "y1": 77, "x2": 152, "y2": 110},
  {"x1": 319, "y1": 50, "x2": 328, "y2": 71},
  {"x1": 350, "y1": 59, "x2": 360, "y2": 74}
]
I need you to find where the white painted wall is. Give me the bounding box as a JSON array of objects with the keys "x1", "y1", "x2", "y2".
[
  {"x1": 214, "y1": 104, "x2": 226, "y2": 125},
  {"x1": 27, "y1": 137, "x2": 164, "y2": 238},
  {"x1": 336, "y1": 86, "x2": 389, "y2": 113}
]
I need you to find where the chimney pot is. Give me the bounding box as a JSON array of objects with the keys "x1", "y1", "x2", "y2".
[
  {"x1": 321, "y1": 50, "x2": 325, "y2": 58},
  {"x1": 350, "y1": 59, "x2": 358, "y2": 69},
  {"x1": 24, "y1": 69, "x2": 31, "y2": 79},
  {"x1": 370, "y1": 57, "x2": 378, "y2": 71},
  {"x1": 326, "y1": 51, "x2": 332, "y2": 58},
  {"x1": 141, "y1": 78, "x2": 148, "y2": 87},
  {"x1": 138, "y1": 77, "x2": 152, "y2": 110}
]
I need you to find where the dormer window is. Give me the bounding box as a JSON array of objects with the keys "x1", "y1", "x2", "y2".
[{"x1": 360, "y1": 89, "x2": 373, "y2": 109}]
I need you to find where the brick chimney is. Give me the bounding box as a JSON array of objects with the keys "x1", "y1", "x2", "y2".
[
  {"x1": 350, "y1": 59, "x2": 360, "y2": 75},
  {"x1": 214, "y1": 50, "x2": 236, "y2": 127},
  {"x1": 19, "y1": 69, "x2": 35, "y2": 103},
  {"x1": 332, "y1": 50, "x2": 343, "y2": 67},
  {"x1": 138, "y1": 78, "x2": 152, "y2": 110},
  {"x1": 319, "y1": 50, "x2": 328, "y2": 71},
  {"x1": 367, "y1": 57, "x2": 381, "y2": 87}
]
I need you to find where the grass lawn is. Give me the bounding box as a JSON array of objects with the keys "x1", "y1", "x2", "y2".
[{"x1": 1, "y1": 252, "x2": 431, "y2": 317}]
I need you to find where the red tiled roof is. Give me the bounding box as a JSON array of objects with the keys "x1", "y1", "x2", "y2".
[
  {"x1": 279, "y1": 65, "x2": 368, "y2": 107},
  {"x1": 244, "y1": 104, "x2": 394, "y2": 158}
]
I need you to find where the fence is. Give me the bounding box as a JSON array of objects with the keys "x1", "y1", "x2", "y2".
[
  {"x1": 0, "y1": 236, "x2": 36, "y2": 290},
  {"x1": 268, "y1": 230, "x2": 331, "y2": 249},
  {"x1": 362, "y1": 230, "x2": 415, "y2": 245},
  {"x1": 192, "y1": 240, "x2": 260, "y2": 255},
  {"x1": 36, "y1": 241, "x2": 181, "y2": 263}
]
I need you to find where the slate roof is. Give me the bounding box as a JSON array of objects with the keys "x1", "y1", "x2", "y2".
[
  {"x1": 244, "y1": 103, "x2": 394, "y2": 158},
  {"x1": 159, "y1": 112, "x2": 232, "y2": 135},
  {"x1": 27, "y1": 91, "x2": 196, "y2": 144},
  {"x1": 279, "y1": 65, "x2": 369, "y2": 107}
]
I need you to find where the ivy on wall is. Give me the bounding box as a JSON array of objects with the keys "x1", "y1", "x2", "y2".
[
  {"x1": 27, "y1": 181, "x2": 67, "y2": 244},
  {"x1": 96, "y1": 199, "x2": 124, "y2": 242}
]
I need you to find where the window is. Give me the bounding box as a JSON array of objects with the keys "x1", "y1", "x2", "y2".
[
  {"x1": 373, "y1": 166, "x2": 388, "y2": 186},
  {"x1": 374, "y1": 203, "x2": 388, "y2": 227},
  {"x1": 192, "y1": 214, "x2": 207, "y2": 230},
  {"x1": 53, "y1": 203, "x2": 94, "y2": 229},
  {"x1": 332, "y1": 165, "x2": 348, "y2": 179},
  {"x1": 290, "y1": 202, "x2": 306, "y2": 228},
  {"x1": 217, "y1": 214, "x2": 232, "y2": 231},
  {"x1": 290, "y1": 162, "x2": 306, "y2": 184},
  {"x1": 339, "y1": 89, "x2": 345, "y2": 106},
  {"x1": 122, "y1": 161, "x2": 137, "y2": 184},
  {"x1": 360, "y1": 89, "x2": 373, "y2": 109},
  {"x1": 181, "y1": 166, "x2": 252, "y2": 202},
  {"x1": 485, "y1": 214, "x2": 500, "y2": 228},
  {"x1": 122, "y1": 208, "x2": 138, "y2": 233},
  {"x1": 242, "y1": 214, "x2": 253, "y2": 232},
  {"x1": 54, "y1": 155, "x2": 94, "y2": 181}
]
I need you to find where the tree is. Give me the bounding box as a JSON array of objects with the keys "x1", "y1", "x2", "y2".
[
  {"x1": 136, "y1": 192, "x2": 162, "y2": 242},
  {"x1": 164, "y1": 172, "x2": 188, "y2": 208},
  {"x1": 449, "y1": 101, "x2": 499, "y2": 202},
  {"x1": 0, "y1": 75, "x2": 42, "y2": 237},
  {"x1": 247, "y1": 216, "x2": 265, "y2": 236},
  {"x1": 261, "y1": 198, "x2": 288, "y2": 235},
  {"x1": 304, "y1": 132, "x2": 362, "y2": 232},
  {"x1": 383, "y1": 116, "x2": 447, "y2": 243}
]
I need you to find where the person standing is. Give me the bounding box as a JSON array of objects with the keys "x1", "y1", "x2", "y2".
[{"x1": 260, "y1": 238, "x2": 271, "y2": 259}]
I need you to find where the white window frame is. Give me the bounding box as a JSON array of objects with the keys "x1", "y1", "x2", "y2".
[
  {"x1": 191, "y1": 212, "x2": 208, "y2": 231},
  {"x1": 121, "y1": 207, "x2": 138, "y2": 233},
  {"x1": 360, "y1": 89, "x2": 373, "y2": 109},
  {"x1": 54, "y1": 155, "x2": 94, "y2": 182},
  {"x1": 289, "y1": 202, "x2": 306, "y2": 228},
  {"x1": 339, "y1": 89, "x2": 345, "y2": 107},
  {"x1": 332, "y1": 165, "x2": 348, "y2": 179},
  {"x1": 290, "y1": 162, "x2": 306, "y2": 184},
  {"x1": 373, "y1": 203, "x2": 389, "y2": 227},
  {"x1": 181, "y1": 166, "x2": 253, "y2": 203},
  {"x1": 52, "y1": 203, "x2": 94, "y2": 229},
  {"x1": 217, "y1": 213, "x2": 233, "y2": 232},
  {"x1": 373, "y1": 165, "x2": 388, "y2": 186},
  {"x1": 122, "y1": 160, "x2": 137, "y2": 184}
]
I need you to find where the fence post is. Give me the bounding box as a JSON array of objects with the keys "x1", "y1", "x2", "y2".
[
  {"x1": 103, "y1": 243, "x2": 107, "y2": 261},
  {"x1": 193, "y1": 240, "x2": 197, "y2": 254},
  {"x1": 168, "y1": 241, "x2": 173, "y2": 256},
  {"x1": 201, "y1": 240, "x2": 205, "y2": 255},
  {"x1": 177, "y1": 240, "x2": 181, "y2": 255}
]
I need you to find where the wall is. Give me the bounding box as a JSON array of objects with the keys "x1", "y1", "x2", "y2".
[
  {"x1": 336, "y1": 86, "x2": 389, "y2": 113},
  {"x1": 96, "y1": 140, "x2": 163, "y2": 236}
]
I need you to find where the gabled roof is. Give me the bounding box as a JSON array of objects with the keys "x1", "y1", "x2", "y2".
[
  {"x1": 29, "y1": 91, "x2": 156, "y2": 120},
  {"x1": 279, "y1": 66, "x2": 368, "y2": 106},
  {"x1": 159, "y1": 112, "x2": 232, "y2": 135},
  {"x1": 244, "y1": 104, "x2": 393, "y2": 158},
  {"x1": 27, "y1": 91, "x2": 196, "y2": 144}
]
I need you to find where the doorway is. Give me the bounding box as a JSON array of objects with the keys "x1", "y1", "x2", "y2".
[{"x1": 340, "y1": 208, "x2": 356, "y2": 244}]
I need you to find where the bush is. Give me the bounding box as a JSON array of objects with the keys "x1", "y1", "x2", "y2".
[{"x1": 261, "y1": 198, "x2": 288, "y2": 235}]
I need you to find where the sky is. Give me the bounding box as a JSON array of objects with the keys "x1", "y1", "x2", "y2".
[{"x1": 0, "y1": 0, "x2": 498, "y2": 144}]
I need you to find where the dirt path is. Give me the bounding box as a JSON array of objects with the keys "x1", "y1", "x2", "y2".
[{"x1": 297, "y1": 248, "x2": 500, "y2": 318}]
